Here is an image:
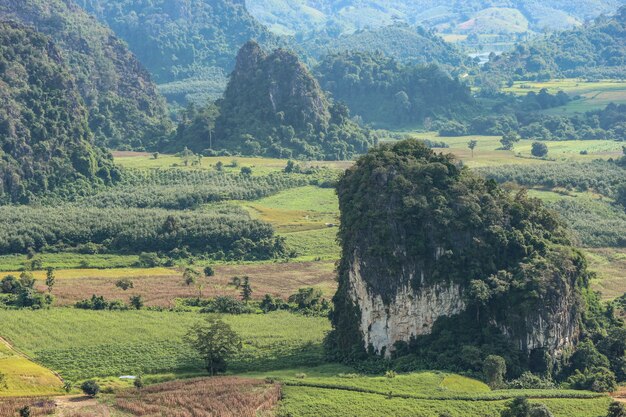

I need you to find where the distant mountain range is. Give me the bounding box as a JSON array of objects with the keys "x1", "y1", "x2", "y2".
[{"x1": 247, "y1": 0, "x2": 626, "y2": 36}]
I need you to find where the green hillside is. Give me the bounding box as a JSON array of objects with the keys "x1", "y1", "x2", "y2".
[
  {"x1": 0, "y1": 21, "x2": 118, "y2": 204},
  {"x1": 0, "y1": 0, "x2": 172, "y2": 150}
]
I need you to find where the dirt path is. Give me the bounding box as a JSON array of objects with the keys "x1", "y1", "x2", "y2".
[
  {"x1": 54, "y1": 395, "x2": 111, "y2": 416},
  {"x1": 613, "y1": 386, "x2": 626, "y2": 403}
]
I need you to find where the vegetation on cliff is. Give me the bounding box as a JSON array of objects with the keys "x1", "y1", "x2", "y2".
[
  {"x1": 0, "y1": 21, "x2": 118, "y2": 204},
  {"x1": 0, "y1": 0, "x2": 172, "y2": 150},
  {"x1": 173, "y1": 41, "x2": 374, "y2": 160},
  {"x1": 328, "y1": 140, "x2": 624, "y2": 385}
]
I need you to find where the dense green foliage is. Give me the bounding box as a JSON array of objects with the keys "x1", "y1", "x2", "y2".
[
  {"x1": 79, "y1": 0, "x2": 283, "y2": 86},
  {"x1": 439, "y1": 103, "x2": 626, "y2": 141},
  {"x1": 209, "y1": 42, "x2": 374, "y2": 159},
  {"x1": 0, "y1": 204, "x2": 286, "y2": 260},
  {"x1": 328, "y1": 140, "x2": 595, "y2": 376},
  {"x1": 0, "y1": 0, "x2": 172, "y2": 150},
  {"x1": 315, "y1": 51, "x2": 475, "y2": 127},
  {"x1": 309, "y1": 24, "x2": 474, "y2": 71},
  {"x1": 479, "y1": 161, "x2": 626, "y2": 247},
  {"x1": 483, "y1": 7, "x2": 626, "y2": 81},
  {"x1": 0, "y1": 21, "x2": 118, "y2": 204}
]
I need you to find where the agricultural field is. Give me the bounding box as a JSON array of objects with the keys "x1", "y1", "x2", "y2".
[
  {"x1": 408, "y1": 132, "x2": 624, "y2": 168},
  {"x1": 502, "y1": 79, "x2": 626, "y2": 113},
  {"x1": 6, "y1": 261, "x2": 336, "y2": 307},
  {"x1": 0, "y1": 310, "x2": 330, "y2": 381},
  {"x1": 0, "y1": 339, "x2": 62, "y2": 397}
]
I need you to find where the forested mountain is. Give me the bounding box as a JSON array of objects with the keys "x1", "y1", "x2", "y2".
[
  {"x1": 483, "y1": 6, "x2": 626, "y2": 81},
  {"x1": 0, "y1": 0, "x2": 172, "y2": 150},
  {"x1": 316, "y1": 51, "x2": 475, "y2": 127},
  {"x1": 200, "y1": 42, "x2": 373, "y2": 160},
  {"x1": 0, "y1": 21, "x2": 118, "y2": 204},
  {"x1": 306, "y1": 24, "x2": 474, "y2": 71},
  {"x1": 328, "y1": 139, "x2": 621, "y2": 380},
  {"x1": 78, "y1": 0, "x2": 284, "y2": 86},
  {"x1": 247, "y1": 0, "x2": 626, "y2": 37}
]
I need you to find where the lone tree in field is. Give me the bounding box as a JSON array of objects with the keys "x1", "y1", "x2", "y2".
[
  {"x1": 467, "y1": 140, "x2": 477, "y2": 157},
  {"x1": 483, "y1": 355, "x2": 506, "y2": 389},
  {"x1": 184, "y1": 316, "x2": 242, "y2": 375},
  {"x1": 203, "y1": 266, "x2": 215, "y2": 278},
  {"x1": 80, "y1": 380, "x2": 100, "y2": 397},
  {"x1": 500, "y1": 132, "x2": 520, "y2": 150},
  {"x1": 531, "y1": 142, "x2": 548, "y2": 157},
  {"x1": 0, "y1": 371, "x2": 7, "y2": 390},
  {"x1": 45, "y1": 267, "x2": 55, "y2": 293},
  {"x1": 183, "y1": 268, "x2": 200, "y2": 287},
  {"x1": 240, "y1": 276, "x2": 252, "y2": 302},
  {"x1": 607, "y1": 401, "x2": 626, "y2": 417},
  {"x1": 129, "y1": 295, "x2": 144, "y2": 310},
  {"x1": 115, "y1": 279, "x2": 134, "y2": 291}
]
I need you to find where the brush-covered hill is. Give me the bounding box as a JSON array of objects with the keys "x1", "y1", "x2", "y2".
[
  {"x1": 0, "y1": 0, "x2": 172, "y2": 150},
  {"x1": 306, "y1": 24, "x2": 474, "y2": 71},
  {"x1": 328, "y1": 139, "x2": 625, "y2": 384},
  {"x1": 483, "y1": 6, "x2": 626, "y2": 81},
  {"x1": 315, "y1": 51, "x2": 476, "y2": 127},
  {"x1": 78, "y1": 0, "x2": 285, "y2": 97},
  {"x1": 0, "y1": 21, "x2": 118, "y2": 204},
  {"x1": 196, "y1": 41, "x2": 373, "y2": 160},
  {"x1": 247, "y1": 0, "x2": 626, "y2": 37}
]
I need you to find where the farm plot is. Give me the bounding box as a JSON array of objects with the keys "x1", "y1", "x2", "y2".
[
  {"x1": 0, "y1": 310, "x2": 330, "y2": 381},
  {"x1": 0, "y1": 340, "x2": 62, "y2": 397}
]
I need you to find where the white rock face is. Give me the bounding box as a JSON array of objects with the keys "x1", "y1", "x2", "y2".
[
  {"x1": 348, "y1": 257, "x2": 465, "y2": 356},
  {"x1": 348, "y1": 253, "x2": 579, "y2": 358}
]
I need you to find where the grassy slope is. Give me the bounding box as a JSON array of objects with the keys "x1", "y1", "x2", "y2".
[{"x1": 0, "y1": 340, "x2": 62, "y2": 397}]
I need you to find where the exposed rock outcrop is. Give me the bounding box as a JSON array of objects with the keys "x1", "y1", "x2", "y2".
[{"x1": 329, "y1": 140, "x2": 587, "y2": 369}]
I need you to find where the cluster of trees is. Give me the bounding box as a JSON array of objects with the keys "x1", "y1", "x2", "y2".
[
  {"x1": 315, "y1": 51, "x2": 475, "y2": 127},
  {"x1": 0, "y1": 22, "x2": 120, "y2": 205},
  {"x1": 182, "y1": 285, "x2": 331, "y2": 317},
  {"x1": 439, "y1": 103, "x2": 626, "y2": 141},
  {"x1": 0, "y1": 0, "x2": 172, "y2": 150},
  {"x1": 185, "y1": 42, "x2": 374, "y2": 160},
  {"x1": 327, "y1": 140, "x2": 625, "y2": 389},
  {"x1": 0, "y1": 206, "x2": 287, "y2": 261},
  {"x1": 75, "y1": 294, "x2": 144, "y2": 311},
  {"x1": 482, "y1": 6, "x2": 626, "y2": 81},
  {"x1": 0, "y1": 272, "x2": 53, "y2": 309}
]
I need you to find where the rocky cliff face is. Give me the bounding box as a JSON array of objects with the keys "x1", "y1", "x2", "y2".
[
  {"x1": 212, "y1": 41, "x2": 373, "y2": 159},
  {"x1": 330, "y1": 140, "x2": 586, "y2": 369}
]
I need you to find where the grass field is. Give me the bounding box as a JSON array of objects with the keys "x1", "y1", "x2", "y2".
[
  {"x1": 113, "y1": 152, "x2": 351, "y2": 175},
  {"x1": 502, "y1": 79, "x2": 626, "y2": 113},
  {"x1": 585, "y1": 248, "x2": 626, "y2": 300},
  {"x1": 0, "y1": 253, "x2": 140, "y2": 272},
  {"x1": 0, "y1": 310, "x2": 330, "y2": 382},
  {"x1": 268, "y1": 366, "x2": 610, "y2": 417},
  {"x1": 408, "y1": 132, "x2": 624, "y2": 168},
  {"x1": 239, "y1": 186, "x2": 341, "y2": 261},
  {"x1": 0, "y1": 339, "x2": 62, "y2": 397},
  {"x1": 278, "y1": 387, "x2": 611, "y2": 417}
]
